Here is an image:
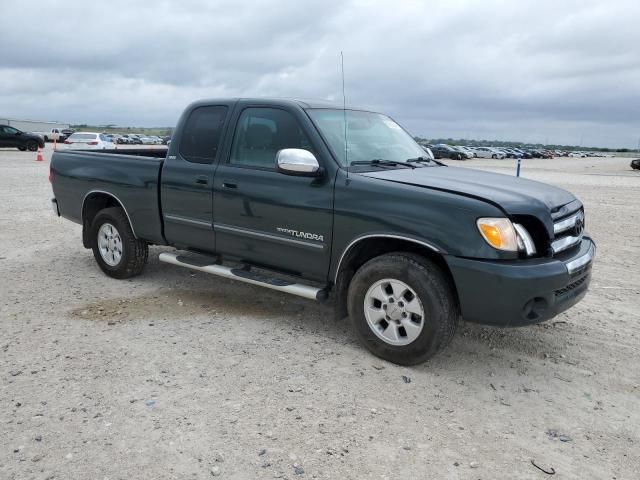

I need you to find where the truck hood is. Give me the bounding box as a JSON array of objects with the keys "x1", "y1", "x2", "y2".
[{"x1": 361, "y1": 165, "x2": 576, "y2": 228}]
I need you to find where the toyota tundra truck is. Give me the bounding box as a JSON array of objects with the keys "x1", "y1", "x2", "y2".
[{"x1": 49, "y1": 98, "x2": 595, "y2": 365}]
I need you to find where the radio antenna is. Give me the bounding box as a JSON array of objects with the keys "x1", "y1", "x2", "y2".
[{"x1": 341, "y1": 51, "x2": 348, "y2": 172}]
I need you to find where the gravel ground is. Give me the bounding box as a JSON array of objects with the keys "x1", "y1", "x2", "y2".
[{"x1": 1, "y1": 146, "x2": 639, "y2": 479}]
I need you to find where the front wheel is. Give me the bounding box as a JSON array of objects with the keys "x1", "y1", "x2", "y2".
[
  {"x1": 26, "y1": 141, "x2": 38, "y2": 152},
  {"x1": 91, "y1": 207, "x2": 148, "y2": 279},
  {"x1": 347, "y1": 253, "x2": 459, "y2": 365}
]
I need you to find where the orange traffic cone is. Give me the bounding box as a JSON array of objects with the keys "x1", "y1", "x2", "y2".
[{"x1": 36, "y1": 146, "x2": 43, "y2": 162}]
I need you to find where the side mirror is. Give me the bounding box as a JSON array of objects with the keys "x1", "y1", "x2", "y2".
[{"x1": 276, "y1": 148, "x2": 322, "y2": 177}]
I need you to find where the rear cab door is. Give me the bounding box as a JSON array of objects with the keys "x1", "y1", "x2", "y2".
[{"x1": 160, "y1": 101, "x2": 233, "y2": 251}]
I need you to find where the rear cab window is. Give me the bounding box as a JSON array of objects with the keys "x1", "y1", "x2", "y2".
[{"x1": 179, "y1": 106, "x2": 229, "y2": 164}]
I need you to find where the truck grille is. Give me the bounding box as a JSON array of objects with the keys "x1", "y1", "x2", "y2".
[{"x1": 551, "y1": 208, "x2": 584, "y2": 255}]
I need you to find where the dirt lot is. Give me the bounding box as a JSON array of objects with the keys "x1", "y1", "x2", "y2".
[{"x1": 1, "y1": 145, "x2": 639, "y2": 479}]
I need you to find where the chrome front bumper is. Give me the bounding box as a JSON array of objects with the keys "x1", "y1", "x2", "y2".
[{"x1": 565, "y1": 240, "x2": 595, "y2": 275}]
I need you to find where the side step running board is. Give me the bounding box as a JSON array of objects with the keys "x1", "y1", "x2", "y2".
[{"x1": 159, "y1": 252, "x2": 328, "y2": 301}]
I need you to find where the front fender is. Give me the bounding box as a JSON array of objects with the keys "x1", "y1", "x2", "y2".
[{"x1": 329, "y1": 170, "x2": 512, "y2": 281}]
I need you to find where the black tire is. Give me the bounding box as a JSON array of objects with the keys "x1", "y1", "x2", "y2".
[
  {"x1": 347, "y1": 253, "x2": 459, "y2": 365},
  {"x1": 26, "y1": 141, "x2": 38, "y2": 152},
  {"x1": 17, "y1": 146, "x2": 26, "y2": 151},
  {"x1": 491, "y1": 154, "x2": 497, "y2": 159},
  {"x1": 90, "y1": 207, "x2": 148, "y2": 279}
]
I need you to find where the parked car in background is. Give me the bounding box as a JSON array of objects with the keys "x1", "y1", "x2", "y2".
[
  {"x1": 162, "y1": 135, "x2": 172, "y2": 145},
  {"x1": 473, "y1": 147, "x2": 505, "y2": 159},
  {"x1": 458, "y1": 146, "x2": 477, "y2": 158},
  {"x1": 33, "y1": 128, "x2": 68, "y2": 143},
  {"x1": 63, "y1": 132, "x2": 115, "y2": 150},
  {"x1": 453, "y1": 146, "x2": 474, "y2": 159},
  {"x1": 514, "y1": 148, "x2": 532, "y2": 159},
  {"x1": 140, "y1": 136, "x2": 162, "y2": 145},
  {"x1": 504, "y1": 148, "x2": 523, "y2": 159},
  {"x1": 431, "y1": 144, "x2": 464, "y2": 160},
  {"x1": 495, "y1": 148, "x2": 511, "y2": 158},
  {"x1": 631, "y1": 159, "x2": 640, "y2": 170},
  {"x1": 0, "y1": 124, "x2": 46, "y2": 151}
]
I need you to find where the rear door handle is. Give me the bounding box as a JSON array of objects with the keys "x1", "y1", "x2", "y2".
[
  {"x1": 195, "y1": 175, "x2": 208, "y2": 185},
  {"x1": 222, "y1": 181, "x2": 238, "y2": 189}
]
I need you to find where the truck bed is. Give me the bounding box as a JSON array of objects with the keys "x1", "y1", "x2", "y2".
[
  {"x1": 51, "y1": 149, "x2": 167, "y2": 244},
  {"x1": 98, "y1": 148, "x2": 168, "y2": 158}
]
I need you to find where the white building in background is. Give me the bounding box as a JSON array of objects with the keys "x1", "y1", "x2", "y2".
[{"x1": 0, "y1": 117, "x2": 69, "y2": 133}]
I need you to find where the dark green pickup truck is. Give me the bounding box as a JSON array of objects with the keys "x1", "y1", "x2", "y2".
[{"x1": 50, "y1": 98, "x2": 595, "y2": 364}]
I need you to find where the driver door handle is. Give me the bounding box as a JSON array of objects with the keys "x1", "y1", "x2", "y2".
[{"x1": 195, "y1": 175, "x2": 208, "y2": 185}]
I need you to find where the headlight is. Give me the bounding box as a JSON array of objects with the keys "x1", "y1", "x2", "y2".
[
  {"x1": 477, "y1": 218, "x2": 537, "y2": 255},
  {"x1": 476, "y1": 218, "x2": 518, "y2": 251}
]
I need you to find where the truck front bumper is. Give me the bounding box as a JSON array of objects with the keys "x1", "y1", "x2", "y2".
[{"x1": 445, "y1": 237, "x2": 595, "y2": 327}]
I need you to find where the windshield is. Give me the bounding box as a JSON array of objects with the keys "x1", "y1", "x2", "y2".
[{"x1": 307, "y1": 109, "x2": 427, "y2": 167}]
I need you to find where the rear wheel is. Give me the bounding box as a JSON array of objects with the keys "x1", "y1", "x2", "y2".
[
  {"x1": 347, "y1": 253, "x2": 459, "y2": 365},
  {"x1": 491, "y1": 154, "x2": 497, "y2": 159},
  {"x1": 91, "y1": 207, "x2": 148, "y2": 279}
]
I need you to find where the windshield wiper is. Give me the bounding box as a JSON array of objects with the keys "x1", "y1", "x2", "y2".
[
  {"x1": 350, "y1": 159, "x2": 416, "y2": 169},
  {"x1": 406, "y1": 156, "x2": 444, "y2": 166}
]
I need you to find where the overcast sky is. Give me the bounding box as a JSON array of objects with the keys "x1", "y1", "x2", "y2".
[{"x1": 1, "y1": 0, "x2": 639, "y2": 147}]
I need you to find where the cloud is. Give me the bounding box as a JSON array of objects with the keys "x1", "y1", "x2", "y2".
[{"x1": 1, "y1": 0, "x2": 638, "y2": 147}]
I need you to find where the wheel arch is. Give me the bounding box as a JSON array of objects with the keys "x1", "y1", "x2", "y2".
[
  {"x1": 81, "y1": 191, "x2": 137, "y2": 248},
  {"x1": 332, "y1": 235, "x2": 459, "y2": 320}
]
